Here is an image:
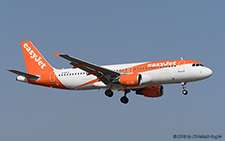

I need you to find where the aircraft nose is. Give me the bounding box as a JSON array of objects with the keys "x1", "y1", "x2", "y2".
[{"x1": 205, "y1": 68, "x2": 213, "y2": 78}]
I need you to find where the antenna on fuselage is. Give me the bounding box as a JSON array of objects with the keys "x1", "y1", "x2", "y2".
[{"x1": 180, "y1": 57, "x2": 184, "y2": 60}]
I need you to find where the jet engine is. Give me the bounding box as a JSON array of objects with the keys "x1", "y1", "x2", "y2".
[
  {"x1": 118, "y1": 73, "x2": 152, "y2": 86},
  {"x1": 119, "y1": 74, "x2": 141, "y2": 86},
  {"x1": 136, "y1": 85, "x2": 164, "y2": 98}
]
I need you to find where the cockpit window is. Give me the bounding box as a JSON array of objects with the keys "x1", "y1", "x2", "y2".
[{"x1": 192, "y1": 63, "x2": 204, "y2": 67}]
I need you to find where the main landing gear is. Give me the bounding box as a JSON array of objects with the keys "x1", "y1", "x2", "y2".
[
  {"x1": 181, "y1": 82, "x2": 188, "y2": 95},
  {"x1": 120, "y1": 90, "x2": 130, "y2": 104},
  {"x1": 105, "y1": 89, "x2": 114, "y2": 97},
  {"x1": 104, "y1": 89, "x2": 130, "y2": 104}
]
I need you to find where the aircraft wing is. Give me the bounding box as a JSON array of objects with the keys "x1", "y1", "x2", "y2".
[{"x1": 55, "y1": 52, "x2": 121, "y2": 85}]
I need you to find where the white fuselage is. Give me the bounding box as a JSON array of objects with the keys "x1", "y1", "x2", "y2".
[{"x1": 54, "y1": 62, "x2": 212, "y2": 90}]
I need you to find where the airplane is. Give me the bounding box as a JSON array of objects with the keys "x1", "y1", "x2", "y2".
[{"x1": 8, "y1": 41, "x2": 213, "y2": 104}]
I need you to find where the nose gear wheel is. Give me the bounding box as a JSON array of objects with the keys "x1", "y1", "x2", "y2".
[{"x1": 181, "y1": 82, "x2": 188, "y2": 95}]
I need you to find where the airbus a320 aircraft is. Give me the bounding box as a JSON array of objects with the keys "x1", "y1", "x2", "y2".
[{"x1": 9, "y1": 41, "x2": 213, "y2": 104}]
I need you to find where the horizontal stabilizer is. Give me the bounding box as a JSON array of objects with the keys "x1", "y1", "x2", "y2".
[{"x1": 8, "y1": 70, "x2": 39, "y2": 80}]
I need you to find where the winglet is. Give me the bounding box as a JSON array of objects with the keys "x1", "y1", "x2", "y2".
[{"x1": 55, "y1": 52, "x2": 61, "y2": 58}]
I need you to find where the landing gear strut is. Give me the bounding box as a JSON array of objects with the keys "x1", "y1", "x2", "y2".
[
  {"x1": 105, "y1": 89, "x2": 114, "y2": 97},
  {"x1": 181, "y1": 82, "x2": 188, "y2": 95},
  {"x1": 120, "y1": 90, "x2": 130, "y2": 104}
]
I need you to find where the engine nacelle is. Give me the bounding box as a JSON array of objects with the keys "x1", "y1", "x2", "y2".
[
  {"x1": 139, "y1": 74, "x2": 152, "y2": 85},
  {"x1": 136, "y1": 85, "x2": 164, "y2": 98},
  {"x1": 16, "y1": 75, "x2": 28, "y2": 83},
  {"x1": 119, "y1": 74, "x2": 141, "y2": 86}
]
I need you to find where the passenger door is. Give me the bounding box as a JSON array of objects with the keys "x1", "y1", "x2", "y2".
[
  {"x1": 178, "y1": 60, "x2": 185, "y2": 72},
  {"x1": 49, "y1": 71, "x2": 56, "y2": 83}
]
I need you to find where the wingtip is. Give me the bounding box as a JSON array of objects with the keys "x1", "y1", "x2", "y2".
[
  {"x1": 55, "y1": 52, "x2": 61, "y2": 58},
  {"x1": 8, "y1": 69, "x2": 13, "y2": 72}
]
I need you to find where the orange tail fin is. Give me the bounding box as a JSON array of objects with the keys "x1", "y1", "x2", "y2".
[{"x1": 21, "y1": 41, "x2": 54, "y2": 75}]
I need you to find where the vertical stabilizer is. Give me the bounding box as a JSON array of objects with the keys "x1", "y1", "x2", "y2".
[{"x1": 21, "y1": 41, "x2": 53, "y2": 75}]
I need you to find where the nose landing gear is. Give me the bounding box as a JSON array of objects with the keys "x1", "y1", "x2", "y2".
[
  {"x1": 182, "y1": 89, "x2": 188, "y2": 95},
  {"x1": 181, "y1": 82, "x2": 188, "y2": 95}
]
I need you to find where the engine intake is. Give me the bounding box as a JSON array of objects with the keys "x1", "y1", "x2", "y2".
[{"x1": 136, "y1": 85, "x2": 164, "y2": 98}]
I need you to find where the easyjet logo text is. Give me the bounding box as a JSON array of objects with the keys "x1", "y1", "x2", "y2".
[
  {"x1": 147, "y1": 61, "x2": 177, "y2": 67},
  {"x1": 23, "y1": 43, "x2": 46, "y2": 69}
]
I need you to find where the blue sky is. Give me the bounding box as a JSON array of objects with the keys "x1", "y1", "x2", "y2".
[{"x1": 1, "y1": 0, "x2": 224, "y2": 140}]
